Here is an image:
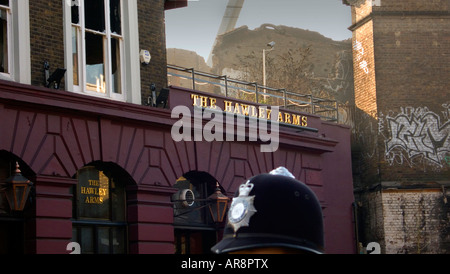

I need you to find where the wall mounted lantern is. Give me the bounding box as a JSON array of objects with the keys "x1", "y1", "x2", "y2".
[
  {"x1": 207, "y1": 182, "x2": 229, "y2": 223},
  {"x1": 173, "y1": 182, "x2": 229, "y2": 223},
  {"x1": 3, "y1": 162, "x2": 33, "y2": 211}
]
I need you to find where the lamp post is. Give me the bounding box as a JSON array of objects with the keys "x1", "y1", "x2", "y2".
[
  {"x1": 3, "y1": 162, "x2": 33, "y2": 211},
  {"x1": 263, "y1": 41, "x2": 275, "y2": 89},
  {"x1": 207, "y1": 182, "x2": 229, "y2": 223}
]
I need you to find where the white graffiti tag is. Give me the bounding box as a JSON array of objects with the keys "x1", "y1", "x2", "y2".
[
  {"x1": 353, "y1": 40, "x2": 369, "y2": 74},
  {"x1": 385, "y1": 108, "x2": 450, "y2": 167}
]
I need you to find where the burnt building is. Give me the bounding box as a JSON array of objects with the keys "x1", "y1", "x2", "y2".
[{"x1": 0, "y1": 0, "x2": 355, "y2": 254}]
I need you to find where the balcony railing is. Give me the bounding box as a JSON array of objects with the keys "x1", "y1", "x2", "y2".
[{"x1": 167, "y1": 64, "x2": 338, "y2": 122}]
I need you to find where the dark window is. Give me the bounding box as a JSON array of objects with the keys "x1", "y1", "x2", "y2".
[
  {"x1": 84, "y1": 0, "x2": 105, "y2": 32},
  {"x1": 0, "y1": 1, "x2": 9, "y2": 74},
  {"x1": 111, "y1": 37, "x2": 121, "y2": 94},
  {"x1": 110, "y1": 0, "x2": 121, "y2": 34},
  {"x1": 85, "y1": 32, "x2": 105, "y2": 93},
  {"x1": 72, "y1": 166, "x2": 127, "y2": 254},
  {"x1": 71, "y1": 1, "x2": 79, "y2": 24}
]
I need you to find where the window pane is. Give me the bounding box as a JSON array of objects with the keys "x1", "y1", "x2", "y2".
[
  {"x1": 112, "y1": 227, "x2": 126, "y2": 254},
  {"x1": 71, "y1": 1, "x2": 79, "y2": 24},
  {"x1": 80, "y1": 227, "x2": 94, "y2": 254},
  {"x1": 84, "y1": 0, "x2": 105, "y2": 32},
  {"x1": 72, "y1": 27, "x2": 79, "y2": 86},
  {"x1": 0, "y1": 9, "x2": 7, "y2": 73},
  {"x1": 110, "y1": 0, "x2": 121, "y2": 34},
  {"x1": 0, "y1": 0, "x2": 8, "y2": 7},
  {"x1": 111, "y1": 38, "x2": 121, "y2": 94},
  {"x1": 76, "y1": 166, "x2": 110, "y2": 219},
  {"x1": 85, "y1": 33, "x2": 106, "y2": 93},
  {"x1": 97, "y1": 227, "x2": 110, "y2": 254}
]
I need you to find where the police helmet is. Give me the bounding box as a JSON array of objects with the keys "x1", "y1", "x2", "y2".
[{"x1": 211, "y1": 167, "x2": 324, "y2": 254}]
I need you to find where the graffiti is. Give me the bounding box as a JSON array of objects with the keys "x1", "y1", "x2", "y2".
[
  {"x1": 445, "y1": 155, "x2": 450, "y2": 166},
  {"x1": 322, "y1": 50, "x2": 353, "y2": 95},
  {"x1": 371, "y1": 0, "x2": 381, "y2": 6},
  {"x1": 385, "y1": 106, "x2": 450, "y2": 168},
  {"x1": 353, "y1": 40, "x2": 369, "y2": 74}
]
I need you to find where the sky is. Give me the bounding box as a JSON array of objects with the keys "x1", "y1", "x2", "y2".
[{"x1": 165, "y1": 0, "x2": 353, "y2": 61}]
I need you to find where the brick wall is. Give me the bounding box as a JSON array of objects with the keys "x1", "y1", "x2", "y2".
[
  {"x1": 373, "y1": 2, "x2": 450, "y2": 180},
  {"x1": 29, "y1": 1, "x2": 65, "y2": 89},
  {"x1": 357, "y1": 187, "x2": 450, "y2": 254},
  {"x1": 351, "y1": 6, "x2": 379, "y2": 187},
  {"x1": 28, "y1": 0, "x2": 170, "y2": 104},
  {"x1": 382, "y1": 189, "x2": 449, "y2": 254},
  {"x1": 348, "y1": 0, "x2": 450, "y2": 254},
  {"x1": 138, "y1": 0, "x2": 169, "y2": 105},
  {"x1": 350, "y1": 0, "x2": 450, "y2": 184}
]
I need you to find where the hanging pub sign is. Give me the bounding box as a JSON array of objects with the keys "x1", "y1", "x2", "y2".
[{"x1": 76, "y1": 166, "x2": 110, "y2": 219}]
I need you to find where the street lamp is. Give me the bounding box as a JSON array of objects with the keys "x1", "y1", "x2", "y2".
[
  {"x1": 3, "y1": 162, "x2": 33, "y2": 211},
  {"x1": 263, "y1": 41, "x2": 275, "y2": 88}
]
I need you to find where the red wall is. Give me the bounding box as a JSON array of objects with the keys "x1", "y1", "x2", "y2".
[{"x1": 0, "y1": 81, "x2": 355, "y2": 253}]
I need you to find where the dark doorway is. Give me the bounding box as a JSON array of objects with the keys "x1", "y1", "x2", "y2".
[
  {"x1": 175, "y1": 228, "x2": 216, "y2": 254},
  {"x1": 0, "y1": 219, "x2": 24, "y2": 254}
]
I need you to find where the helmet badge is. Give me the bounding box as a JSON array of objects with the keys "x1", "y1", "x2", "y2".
[{"x1": 228, "y1": 180, "x2": 257, "y2": 234}]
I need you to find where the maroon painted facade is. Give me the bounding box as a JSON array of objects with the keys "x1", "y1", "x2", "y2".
[{"x1": 0, "y1": 79, "x2": 355, "y2": 254}]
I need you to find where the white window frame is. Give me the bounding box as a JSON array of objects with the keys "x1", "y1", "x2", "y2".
[
  {"x1": 64, "y1": 0, "x2": 141, "y2": 103},
  {"x1": 0, "y1": 2, "x2": 12, "y2": 79},
  {"x1": 0, "y1": 1, "x2": 30, "y2": 84}
]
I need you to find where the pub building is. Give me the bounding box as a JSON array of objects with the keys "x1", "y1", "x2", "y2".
[{"x1": 0, "y1": 0, "x2": 355, "y2": 254}]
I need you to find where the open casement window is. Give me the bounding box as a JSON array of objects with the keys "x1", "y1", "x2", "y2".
[
  {"x1": 71, "y1": 0, "x2": 124, "y2": 100},
  {"x1": 72, "y1": 166, "x2": 127, "y2": 254},
  {"x1": 0, "y1": 0, "x2": 10, "y2": 76}
]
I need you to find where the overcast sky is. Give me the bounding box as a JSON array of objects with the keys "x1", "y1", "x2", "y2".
[{"x1": 165, "y1": 0, "x2": 352, "y2": 61}]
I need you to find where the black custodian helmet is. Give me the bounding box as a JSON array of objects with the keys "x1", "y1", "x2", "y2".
[{"x1": 211, "y1": 167, "x2": 324, "y2": 254}]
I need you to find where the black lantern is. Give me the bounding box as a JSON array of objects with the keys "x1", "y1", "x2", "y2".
[
  {"x1": 4, "y1": 162, "x2": 33, "y2": 211},
  {"x1": 207, "y1": 182, "x2": 229, "y2": 223}
]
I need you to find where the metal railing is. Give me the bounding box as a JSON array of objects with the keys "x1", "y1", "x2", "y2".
[{"x1": 167, "y1": 64, "x2": 338, "y2": 122}]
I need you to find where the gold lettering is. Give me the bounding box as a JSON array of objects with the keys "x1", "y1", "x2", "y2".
[
  {"x1": 89, "y1": 180, "x2": 99, "y2": 186},
  {"x1": 84, "y1": 196, "x2": 104, "y2": 204},
  {"x1": 191, "y1": 94, "x2": 200, "y2": 106},
  {"x1": 278, "y1": 112, "x2": 284, "y2": 123},
  {"x1": 200, "y1": 96, "x2": 208, "y2": 108},
  {"x1": 241, "y1": 104, "x2": 250, "y2": 116},
  {"x1": 302, "y1": 116, "x2": 308, "y2": 127},
  {"x1": 250, "y1": 106, "x2": 258, "y2": 117},
  {"x1": 266, "y1": 109, "x2": 272, "y2": 120},
  {"x1": 98, "y1": 188, "x2": 108, "y2": 197},
  {"x1": 189, "y1": 94, "x2": 309, "y2": 128},
  {"x1": 259, "y1": 107, "x2": 266, "y2": 119},
  {"x1": 284, "y1": 113, "x2": 292, "y2": 124},
  {"x1": 224, "y1": 101, "x2": 233, "y2": 113},
  {"x1": 234, "y1": 103, "x2": 241, "y2": 115},
  {"x1": 292, "y1": 115, "x2": 301, "y2": 126},
  {"x1": 209, "y1": 98, "x2": 217, "y2": 109},
  {"x1": 84, "y1": 187, "x2": 94, "y2": 195}
]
